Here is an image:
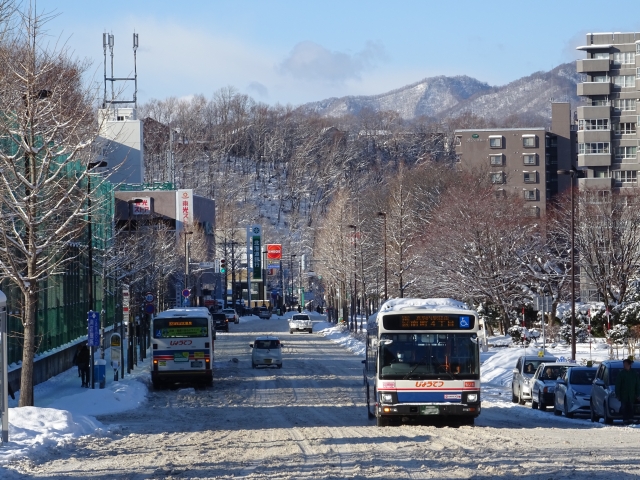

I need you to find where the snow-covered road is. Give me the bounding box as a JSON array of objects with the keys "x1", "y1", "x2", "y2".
[{"x1": 5, "y1": 315, "x2": 640, "y2": 479}]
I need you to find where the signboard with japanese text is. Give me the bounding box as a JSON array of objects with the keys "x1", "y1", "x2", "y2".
[
  {"x1": 132, "y1": 197, "x2": 151, "y2": 215},
  {"x1": 88, "y1": 311, "x2": 100, "y2": 347},
  {"x1": 122, "y1": 285, "x2": 130, "y2": 321},
  {"x1": 175, "y1": 189, "x2": 193, "y2": 235}
]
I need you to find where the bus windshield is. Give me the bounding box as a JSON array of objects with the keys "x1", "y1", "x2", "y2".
[
  {"x1": 153, "y1": 317, "x2": 209, "y2": 338},
  {"x1": 379, "y1": 332, "x2": 479, "y2": 380}
]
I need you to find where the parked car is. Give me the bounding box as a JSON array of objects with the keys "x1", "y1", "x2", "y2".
[
  {"x1": 591, "y1": 359, "x2": 640, "y2": 424},
  {"x1": 512, "y1": 354, "x2": 558, "y2": 405},
  {"x1": 250, "y1": 336, "x2": 283, "y2": 368},
  {"x1": 530, "y1": 362, "x2": 573, "y2": 410},
  {"x1": 211, "y1": 312, "x2": 228, "y2": 332},
  {"x1": 258, "y1": 307, "x2": 271, "y2": 320},
  {"x1": 222, "y1": 308, "x2": 239, "y2": 324},
  {"x1": 554, "y1": 366, "x2": 597, "y2": 418},
  {"x1": 289, "y1": 313, "x2": 312, "y2": 334},
  {"x1": 251, "y1": 306, "x2": 261, "y2": 316}
]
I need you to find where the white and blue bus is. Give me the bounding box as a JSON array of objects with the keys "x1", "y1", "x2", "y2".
[
  {"x1": 364, "y1": 298, "x2": 481, "y2": 426},
  {"x1": 151, "y1": 308, "x2": 215, "y2": 388}
]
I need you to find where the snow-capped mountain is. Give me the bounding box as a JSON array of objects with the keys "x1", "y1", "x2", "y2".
[{"x1": 303, "y1": 63, "x2": 583, "y2": 122}]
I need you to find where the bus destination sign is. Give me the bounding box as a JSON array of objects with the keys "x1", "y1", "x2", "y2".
[{"x1": 383, "y1": 314, "x2": 474, "y2": 330}]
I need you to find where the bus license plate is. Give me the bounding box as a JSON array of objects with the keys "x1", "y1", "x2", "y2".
[
  {"x1": 421, "y1": 406, "x2": 439, "y2": 415},
  {"x1": 191, "y1": 361, "x2": 203, "y2": 368}
]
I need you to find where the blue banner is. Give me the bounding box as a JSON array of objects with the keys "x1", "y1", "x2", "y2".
[{"x1": 87, "y1": 311, "x2": 100, "y2": 347}]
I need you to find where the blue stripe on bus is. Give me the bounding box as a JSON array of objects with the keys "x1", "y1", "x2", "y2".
[
  {"x1": 397, "y1": 391, "x2": 462, "y2": 403},
  {"x1": 154, "y1": 349, "x2": 210, "y2": 355}
]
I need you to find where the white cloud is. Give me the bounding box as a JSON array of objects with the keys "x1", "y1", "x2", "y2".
[{"x1": 278, "y1": 40, "x2": 387, "y2": 84}]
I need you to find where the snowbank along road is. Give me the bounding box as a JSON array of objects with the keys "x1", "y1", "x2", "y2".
[{"x1": 5, "y1": 315, "x2": 640, "y2": 479}]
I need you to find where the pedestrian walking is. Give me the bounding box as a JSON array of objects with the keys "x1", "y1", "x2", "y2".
[
  {"x1": 615, "y1": 358, "x2": 640, "y2": 424},
  {"x1": 72, "y1": 344, "x2": 82, "y2": 377},
  {"x1": 77, "y1": 343, "x2": 90, "y2": 388}
]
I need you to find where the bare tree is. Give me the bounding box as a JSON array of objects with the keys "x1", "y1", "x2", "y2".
[{"x1": 0, "y1": 7, "x2": 100, "y2": 406}]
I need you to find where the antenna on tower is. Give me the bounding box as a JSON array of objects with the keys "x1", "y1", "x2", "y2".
[{"x1": 102, "y1": 31, "x2": 139, "y2": 115}]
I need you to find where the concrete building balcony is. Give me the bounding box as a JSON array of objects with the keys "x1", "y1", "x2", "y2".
[
  {"x1": 578, "y1": 153, "x2": 612, "y2": 168},
  {"x1": 577, "y1": 59, "x2": 611, "y2": 73},
  {"x1": 577, "y1": 105, "x2": 611, "y2": 120},
  {"x1": 578, "y1": 130, "x2": 611, "y2": 143},
  {"x1": 577, "y1": 82, "x2": 612, "y2": 96},
  {"x1": 579, "y1": 177, "x2": 614, "y2": 190}
]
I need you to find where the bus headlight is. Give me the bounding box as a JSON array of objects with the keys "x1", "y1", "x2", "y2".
[
  {"x1": 381, "y1": 393, "x2": 393, "y2": 403},
  {"x1": 467, "y1": 393, "x2": 478, "y2": 403}
]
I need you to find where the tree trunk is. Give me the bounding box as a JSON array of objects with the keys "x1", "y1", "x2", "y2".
[{"x1": 19, "y1": 290, "x2": 37, "y2": 406}]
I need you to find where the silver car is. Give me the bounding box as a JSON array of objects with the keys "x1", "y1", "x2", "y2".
[
  {"x1": 530, "y1": 362, "x2": 573, "y2": 410},
  {"x1": 554, "y1": 366, "x2": 597, "y2": 418},
  {"x1": 250, "y1": 336, "x2": 283, "y2": 369}
]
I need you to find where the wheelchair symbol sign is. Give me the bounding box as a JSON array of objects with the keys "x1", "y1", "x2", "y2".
[{"x1": 459, "y1": 316, "x2": 470, "y2": 328}]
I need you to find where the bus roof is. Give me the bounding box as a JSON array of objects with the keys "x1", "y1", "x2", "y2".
[
  {"x1": 380, "y1": 298, "x2": 470, "y2": 313},
  {"x1": 155, "y1": 308, "x2": 211, "y2": 319}
]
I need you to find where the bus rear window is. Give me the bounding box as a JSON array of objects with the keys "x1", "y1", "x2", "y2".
[{"x1": 153, "y1": 317, "x2": 209, "y2": 338}]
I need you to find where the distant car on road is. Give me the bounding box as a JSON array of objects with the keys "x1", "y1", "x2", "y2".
[
  {"x1": 554, "y1": 366, "x2": 597, "y2": 418},
  {"x1": 211, "y1": 312, "x2": 228, "y2": 332},
  {"x1": 222, "y1": 308, "x2": 239, "y2": 324},
  {"x1": 289, "y1": 313, "x2": 312, "y2": 334},
  {"x1": 258, "y1": 307, "x2": 271, "y2": 320},
  {"x1": 250, "y1": 336, "x2": 283, "y2": 368},
  {"x1": 530, "y1": 362, "x2": 573, "y2": 410},
  {"x1": 512, "y1": 354, "x2": 558, "y2": 405}
]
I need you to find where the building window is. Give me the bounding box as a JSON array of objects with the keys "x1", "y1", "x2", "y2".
[
  {"x1": 523, "y1": 171, "x2": 537, "y2": 183},
  {"x1": 490, "y1": 172, "x2": 504, "y2": 184},
  {"x1": 590, "y1": 98, "x2": 610, "y2": 106},
  {"x1": 489, "y1": 136, "x2": 502, "y2": 148},
  {"x1": 591, "y1": 74, "x2": 609, "y2": 83},
  {"x1": 613, "y1": 122, "x2": 636, "y2": 135},
  {"x1": 613, "y1": 75, "x2": 636, "y2": 88},
  {"x1": 579, "y1": 142, "x2": 610, "y2": 154},
  {"x1": 613, "y1": 52, "x2": 635, "y2": 65},
  {"x1": 494, "y1": 189, "x2": 506, "y2": 199},
  {"x1": 593, "y1": 52, "x2": 609, "y2": 60},
  {"x1": 615, "y1": 146, "x2": 637, "y2": 160},
  {"x1": 613, "y1": 170, "x2": 637, "y2": 185},
  {"x1": 454, "y1": 136, "x2": 461, "y2": 146},
  {"x1": 525, "y1": 206, "x2": 540, "y2": 218},
  {"x1": 489, "y1": 154, "x2": 503, "y2": 166},
  {"x1": 637, "y1": 44, "x2": 640, "y2": 54},
  {"x1": 637, "y1": 68, "x2": 640, "y2": 79},
  {"x1": 578, "y1": 119, "x2": 609, "y2": 130},
  {"x1": 522, "y1": 135, "x2": 536, "y2": 147},
  {"x1": 523, "y1": 189, "x2": 537, "y2": 201},
  {"x1": 613, "y1": 98, "x2": 636, "y2": 111},
  {"x1": 523, "y1": 154, "x2": 537, "y2": 165},
  {"x1": 593, "y1": 168, "x2": 610, "y2": 178}
]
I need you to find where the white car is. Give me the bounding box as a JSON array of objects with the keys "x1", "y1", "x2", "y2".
[
  {"x1": 289, "y1": 313, "x2": 312, "y2": 334},
  {"x1": 222, "y1": 308, "x2": 239, "y2": 324},
  {"x1": 250, "y1": 336, "x2": 283, "y2": 369},
  {"x1": 554, "y1": 366, "x2": 597, "y2": 418}
]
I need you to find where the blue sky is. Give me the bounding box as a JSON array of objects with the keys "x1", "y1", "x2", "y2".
[{"x1": 43, "y1": 0, "x2": 640, "y2": 107}]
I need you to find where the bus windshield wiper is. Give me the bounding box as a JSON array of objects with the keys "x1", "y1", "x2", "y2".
[
  {"x1": 402, "y1": 355, "x2": 429, "y2": 380},
  {"x1": 437, "y1": 366, "x2": 458, "y2": 381}
]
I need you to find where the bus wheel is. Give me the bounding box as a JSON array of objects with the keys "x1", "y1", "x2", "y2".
[{"x1": 152, "y1": 380, "x2": 163, "y2": 390}]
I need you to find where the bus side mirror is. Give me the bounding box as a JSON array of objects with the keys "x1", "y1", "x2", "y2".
[{"x1": 249, "y1": 344, "x2": 253, "y2": 348}]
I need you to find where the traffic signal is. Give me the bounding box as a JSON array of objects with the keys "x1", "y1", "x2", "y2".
[{"x1": 219, "y1": 258, "x2": 226, "y2": 273}]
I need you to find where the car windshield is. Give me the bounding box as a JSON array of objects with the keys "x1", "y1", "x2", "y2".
[
  {"x1": 570, "y1": 369, "x2": 597, "y2": 385},
  {"x1": 523, "y1": 360, "x2": 551, "y2": 375},
  {"x1": 292, "y1": 315, "x2": 309, "y2": 320},
  {"x1": 539, "y1": 366, "x2": 566, "y2": 380},
  {"x1": 255, "y1": 340, "x2": 280, "y2": 349},
  {"x1": 609, "y1": 367, "x2": 640, "y2": 385},
  {"x1": 378, "y1": 332, "x2": 479, "y2": 380}
]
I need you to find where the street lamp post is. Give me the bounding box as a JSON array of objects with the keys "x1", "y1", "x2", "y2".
[
  {"x1": 86, "y1": 161, "x2": 106, "y2": 389},
  {"x1": 558, "y1": 168, "x2": 579, "y2": 361},
  {"x1": 183, "y1": 231, "x2": 194, "y2": 305},
  {"x1": 377, "y1": 212, "x2": 388, "y2": 302},
  {"x1": 289, "y1": 254, "x2": 297, "y2": 310},
  {"x1": 348, "y1": 225, "x2": 357, "y2": 331}
]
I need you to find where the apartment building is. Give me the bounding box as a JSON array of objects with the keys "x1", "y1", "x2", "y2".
[
  {"x1": 454, "y1": 103, "x2": 575, "y2": 218},
  {"x1": 576, "y1": 32, "x2": 640, "y2": 190}
]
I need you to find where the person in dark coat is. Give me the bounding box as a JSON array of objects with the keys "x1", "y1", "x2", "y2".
[
  {"x1": 8, "y1": 381, "x2": 14, "y2": 400},
  {"x1": 77, "y1": 344, "x2": 91, "y2": 388},
  {"x1": 72, "y1": 344, "x2": 82, "y2": 377},
  {"x1": 615, "y1": 358, "x2": 640, "y2": 424}
]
